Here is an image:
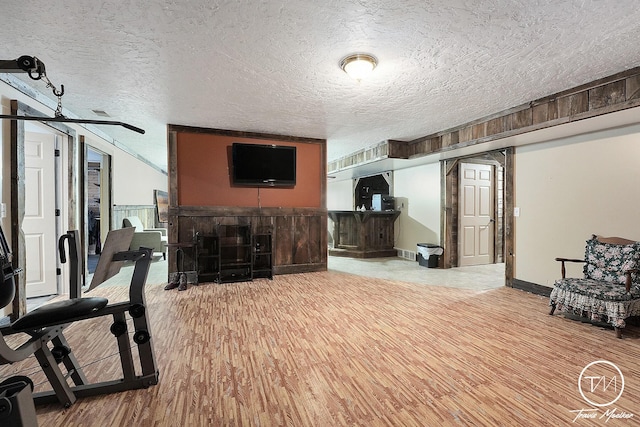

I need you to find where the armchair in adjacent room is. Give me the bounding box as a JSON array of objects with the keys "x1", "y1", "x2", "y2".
[{"x1": 122, "y1": 216, "x2": 168, "y2": 259}]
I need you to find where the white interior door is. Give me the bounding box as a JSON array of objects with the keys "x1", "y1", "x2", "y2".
[
  {"x1": 459, "y1": 162, "x2": 495, "y2": 267},
  {"x1": 23, "y1": 131, "x2": 58, "y2": 297}
]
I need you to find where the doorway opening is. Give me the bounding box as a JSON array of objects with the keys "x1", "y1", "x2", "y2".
[
  {"x1": 441, "y1": 148, "x2": 514, "y2": 284},
  {"x1": 85, "y1": 145, "x2": 111, "y2": 274},
  {"x1": 9, "y1": 99, "x2": 79, "y2": 319}
]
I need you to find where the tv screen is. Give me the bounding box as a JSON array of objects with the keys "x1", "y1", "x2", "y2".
[{"x1": 232, "y1": 143, "x2": 296, "y2": 187}]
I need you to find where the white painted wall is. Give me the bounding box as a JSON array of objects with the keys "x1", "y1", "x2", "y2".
[
  {"x1": 327, "y1": 179, "x2": 353, "y2": 211},
  {"x1": 327, "y1": 179, "x2": 353, "y2": 247},
  {"x1": 393, "y1": 163, "x2": 441, "y2": 252},
  {"x1": 513, "y1": 123, "x2": 640, "y2": 287},
  {"x1": 82, "y1": 133, "x2": 167, "y2": 206}
]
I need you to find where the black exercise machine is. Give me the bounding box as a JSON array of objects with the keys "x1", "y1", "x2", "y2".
[{"x1": 0, "y1": 225, "x2": 159, "y2": 412}]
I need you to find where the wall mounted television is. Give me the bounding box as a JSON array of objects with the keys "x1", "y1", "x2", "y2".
[{"x1": 232, "y1": 142, "x2": 297, "y2": 187}]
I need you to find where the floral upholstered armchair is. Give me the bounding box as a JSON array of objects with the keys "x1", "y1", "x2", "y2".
[{"x1": 549, "y1": 235, "x2": 640, "y2": 338}]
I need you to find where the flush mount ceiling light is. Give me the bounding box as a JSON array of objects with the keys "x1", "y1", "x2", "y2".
[{"x1": 340, "y1": 53, "x2": 377, "y2": 81}]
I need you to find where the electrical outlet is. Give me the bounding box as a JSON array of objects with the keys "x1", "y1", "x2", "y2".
[
  {"x1": 514, "y1": 207, "x2": 520, "y2": 217},
  {"x1": 0, "y1": 203, "x2": 5, "y2": 218}
]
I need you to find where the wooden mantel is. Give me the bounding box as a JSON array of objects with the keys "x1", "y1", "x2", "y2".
[{"x1": 328, "y1": 210, "x2": 401, "y2": 258}]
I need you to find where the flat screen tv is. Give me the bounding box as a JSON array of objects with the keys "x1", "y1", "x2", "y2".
[{"x1": 232, "y1": 143, "x2": 296, "y2": 187}]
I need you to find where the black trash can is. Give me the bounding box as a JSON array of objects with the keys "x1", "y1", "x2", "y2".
[{"x1": 417, "y1": 243, "x2": 443, "y2": 268}]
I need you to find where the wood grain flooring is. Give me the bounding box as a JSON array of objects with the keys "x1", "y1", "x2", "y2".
[{"x1": 2, "y1": 271, "x2": 640, "y2": 426}]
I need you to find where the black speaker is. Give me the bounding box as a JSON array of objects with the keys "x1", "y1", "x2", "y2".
[{"x1": 381, "y1": 196, "x2": 395, "y2": 211}]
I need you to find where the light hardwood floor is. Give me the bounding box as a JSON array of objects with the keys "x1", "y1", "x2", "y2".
[{"x1": 2, "y1": 270, "x2": 639, "y2": 426}]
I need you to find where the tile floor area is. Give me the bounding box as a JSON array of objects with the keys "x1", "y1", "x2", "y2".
[{"x1": 328, "y1": 256, "x2": 505, "y2": 291}]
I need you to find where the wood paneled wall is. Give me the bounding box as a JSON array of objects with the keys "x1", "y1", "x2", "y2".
[
  {"x1": 170, "y1": 207, "x2": 326, "y2": 275},
  {"x1": 167, "y1": 126, "x2": 327, "y2": 277},
  {"x1": 112, "y1": 205, "x2": 158, "y2": 229},
  {"x1": 328, "y1": 67, "x2": 640, "y2": 174}
]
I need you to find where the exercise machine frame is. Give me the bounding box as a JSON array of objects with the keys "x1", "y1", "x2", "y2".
[{"x1": 0, "y1": 228, "x2": 159, "y2": 407}]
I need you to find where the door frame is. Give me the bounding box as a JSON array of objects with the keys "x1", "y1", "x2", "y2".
[
  {"x1": 83, "y1": 140, "x2": 112, "y2": 278},
  {"x1": 441, "y1": 147, "x2": 515, "y2": 285},
  {"x1": 10, "y1": 100, "x2": 80, "y2": 319}
]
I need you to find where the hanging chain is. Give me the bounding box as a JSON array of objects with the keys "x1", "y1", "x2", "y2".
[
  {"x1": 40, "y1": 72, "x2": 65, "y2": 118},
  {"x1": 54, "y1": 90, "x2": 64, "y2": 117},
  {"x1": 18, "y1": 56, "x2": 66, "y2": 117}
]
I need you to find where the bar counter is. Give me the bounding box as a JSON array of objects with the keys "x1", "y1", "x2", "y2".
[{"x1": 328, "y1": 210, "x2": 401, "y2": 258}]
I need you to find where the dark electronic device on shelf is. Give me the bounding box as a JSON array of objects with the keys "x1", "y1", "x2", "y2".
[{"x1": 382, "y1": 195, "x2": 395, "y2": 211}]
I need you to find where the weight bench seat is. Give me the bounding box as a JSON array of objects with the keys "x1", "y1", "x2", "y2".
[{"x1": 10, "y1": 298, "x2": 108, "y2": 332}]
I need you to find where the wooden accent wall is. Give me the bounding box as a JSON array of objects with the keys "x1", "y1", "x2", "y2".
[
  {"x1": 408, "y1": 69, "x2": 640, "y2": 156},
  {"x1": 112, "y1": 205, "x2": 157, "y2": 229},
  {"x1": 442, "y1": 160, "x2": 459, "y2": 268},
  {"x1": 167, "y1": 126, "x2": 327, "y2": 276},
  {"x1": 328, "y1": 67, "x2": 640, "y2": 174}
]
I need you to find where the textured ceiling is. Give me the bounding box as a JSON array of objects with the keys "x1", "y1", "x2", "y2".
[{"x1": 2, "y1": 1, "x2": 640, "y2": 173}]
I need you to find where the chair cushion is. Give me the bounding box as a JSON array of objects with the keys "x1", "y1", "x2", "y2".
[
  {"x1": 550, "y1": 281, "x2": 640, "y2": 328},
  {"x1": 555, "y1": 278, "x2": 640, "y2": 301},
  {"x1": 583, "y1": 235, "x2": 640, "y2": 285},
  {"x1": 123, "y1": 216, "x2": 144, "y2": 232},
  {"x1": 11, "y1": 297, "x2": 108, "y2": 331}
]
